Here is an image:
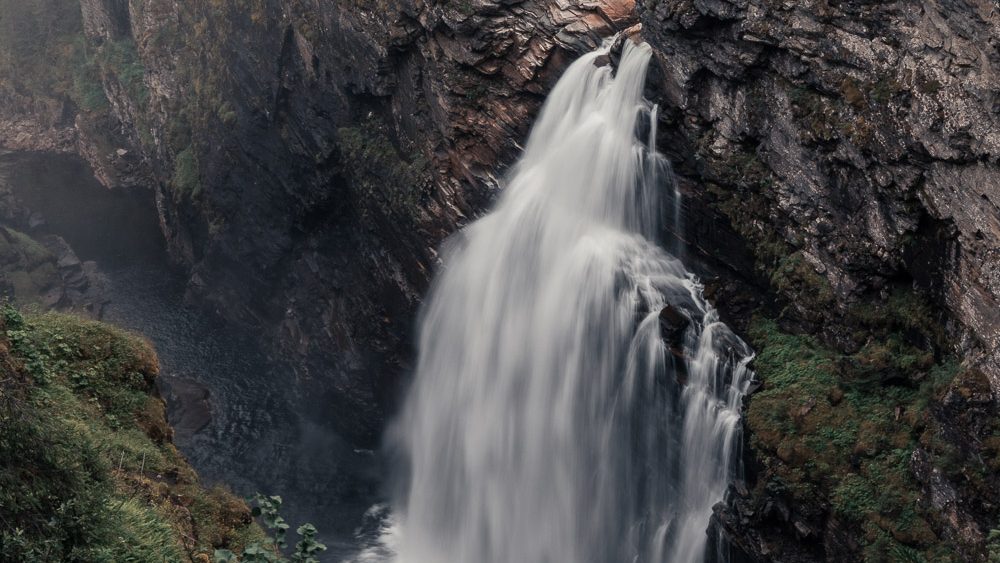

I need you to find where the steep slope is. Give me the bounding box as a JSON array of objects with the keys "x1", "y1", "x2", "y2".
[
  {"x1": 0, "y1": 306, "x2": 263, "y2": 561},
  {"x1": 640, "y1": 0, "x2": 1000, "y2": 395}
]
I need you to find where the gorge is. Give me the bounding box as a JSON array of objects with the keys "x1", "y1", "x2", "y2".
[{"x1": 2, "y1": 0, "x2": 1000, "y2": 562}]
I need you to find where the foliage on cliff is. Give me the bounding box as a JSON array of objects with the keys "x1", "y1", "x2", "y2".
[
  {"x1": 213, "y1": 494, "x2": 326, "y2": 563},
  {"x1": 0, "y1": 305, "x2": 264, "y2": 561},
  {"x1": 0, "y1": 227, "x2": 62, "y2": 305},
  {"x1": 742, "y1": 298, "x2": 1000, "y2": 561},
  {"x1": 0, "y1": 0, "x2": 88, "y2": 102}
]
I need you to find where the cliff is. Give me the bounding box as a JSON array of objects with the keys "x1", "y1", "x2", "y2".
[
  {"x1": 1, "y1": 0, "x2": 639, "y2": 444},
  {"x1": 3, "y1": 0, "x2": 1000, "y2": 560},
  {"x1": 637, "y1": 0, "x2": 1000, "y2": 559}
]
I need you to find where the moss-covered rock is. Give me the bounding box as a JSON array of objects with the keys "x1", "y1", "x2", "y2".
[
  {"x1": 721, "y1": 308, "x2": 999, "y2": 562},
  {"x1": 0, "y1": 227, "x2": 62, "y2": 305}
]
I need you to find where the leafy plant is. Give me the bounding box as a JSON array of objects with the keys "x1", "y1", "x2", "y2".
[
  {"x1": 988, "y1": 527, "x2": 1000, "y2": 563},
  {"x1": 214, "y1": 494, "x2": 327, "y2": 563}
]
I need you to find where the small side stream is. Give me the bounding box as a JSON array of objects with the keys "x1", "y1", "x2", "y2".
[{"x1": 6, "y1": 153, "x2": 381, "y2": 559}]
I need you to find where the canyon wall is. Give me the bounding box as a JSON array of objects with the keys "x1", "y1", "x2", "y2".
[
  {"x1": 642, "y1": 0, "x2": 1000, "y2": 391},
  {"x1": 3, "y1": 0, "x2": 1000, "y2": 560},
  {"x1": 638, "y1": 1, "x2": 1000, "y2": 560},
  {"x1": 0, "y1": 0, "x2": 638, "y2": 443}
]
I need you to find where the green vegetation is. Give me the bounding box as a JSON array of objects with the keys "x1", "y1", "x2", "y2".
[
  {"x1": 0, "y1": 305, "x2": 264, "y2": 561},
  {"x1": 338, "y1": 116, "x2": 430, "y2": 224},
  {"x1": 789, "y1": 86, "x2": 839, "y2": 143},
  {"x1": 708, "y1": 161, "x2": 836, "y2": 318},
  {"x1": 746, "y1": 311, "x2": 963, "y2": 561},
  {"x1": 97, "y1": 39, "x2": 150, "y2": 108},
  {"x1": 173, "y1": 145, "x2": 202, "y2": 199},
  {"x1": 0, "y1": 1, "x2": 149, "y2": 114},
  {"x1": 0, "y1": 0, "x2": 89, "y2": 103},
  {"x1": 446, "y1": 0, "x2": 477, "y2": 17},
  {"x1": 0, "y1": 227, "x2": 61, "y2": 305},
  {"x1": 769, "y1": 251, "x2": 836, "y2": 312},
  {"x1": 213, "y1": 495, "x2": 327, "y2": 563},
  {"x1": 989, "y1": 527, "x2": 1000, "y2": 563}
]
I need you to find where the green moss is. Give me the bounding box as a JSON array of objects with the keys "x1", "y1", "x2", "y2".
[
  {"x1": 769, "y1": 252, "x2": 836, "y2": 312},
  {"x1": 446, "y1": 0, "x2": 477, "y2": 16},
  {"x1": 789, "y1": 86, "x2": 839, "y2": 143},
  {"x1": 2, "y1": 228, "x2": 51, "y2": 269},
  {"x1": 0, "y1": 4, "x2": 148, "y2": 114},
  {"x1": 73, "y1": 57, "x2": 110, "y2": 111},
  {"x1": 746, "y1": 315, "x2": 959, "y2": 560},
  {"x1": 0, "y1": 306, "x2": 264, "y2": 561},
  {"x1": 172, "y1": 146, "x2": 202, "y2": 198},
  {"x1": 217, "y1": 102, "x2": 238, "y2": 126},
  {"x1": 98, "y1": 39, "x2": 149, "y2": 108},
  {"x1": 0, "y1": 0, "x2": 85, "y2": 102},
  {"x1": 988, "y1": 528, "x2": 1000, "y2": 562}
]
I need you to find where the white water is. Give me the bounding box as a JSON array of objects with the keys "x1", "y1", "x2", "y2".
[{"x1": 363, "y1": 40, "x2": 755, "y2": 563}]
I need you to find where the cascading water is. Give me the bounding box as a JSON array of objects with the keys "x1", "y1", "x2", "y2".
[{"x1": 365, "y1": 39, "x2": 755, "y2": 563}]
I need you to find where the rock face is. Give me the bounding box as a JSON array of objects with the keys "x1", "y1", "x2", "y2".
[
  {"x1": 636, "y1": 0, "x2": 1000, "y2": 560},
  {"x1": 1, "y1": 0, "x2": 638, "y2": 443},
  {"x1": 0, "y1": 153, "x2": 108, "y2": 313},
  {"x1": 639, "y1": 0, "x2": 1000, "y2": 392}
]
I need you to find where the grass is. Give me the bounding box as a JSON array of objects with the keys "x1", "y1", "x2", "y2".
[{"x1": 0, "y1": 305, "x2": 264, "y2": 561}]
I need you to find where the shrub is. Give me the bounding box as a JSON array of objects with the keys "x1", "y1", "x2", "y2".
[{"x1": 213, "y1": 495, "x2": 327, "y2": 563}]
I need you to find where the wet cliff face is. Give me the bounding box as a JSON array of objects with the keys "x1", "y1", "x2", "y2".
[
  {"x1": 0, "y1": 0, "x2": 639, "y2": 443},
  {"x1": 639, "y1": 0, "x2": 1000, "y2": 390},
  {"x1": 636, "y1": 1, "x2": 1000, "y2": 560}
]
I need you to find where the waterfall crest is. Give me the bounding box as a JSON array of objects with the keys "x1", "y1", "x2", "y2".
[{"x1": 378, "y1": 39, "x2": 755, "y2": 563}]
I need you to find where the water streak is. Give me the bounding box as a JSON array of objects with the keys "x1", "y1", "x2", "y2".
[{"x1": 374, "y1": 40, "x2": 754, "y2": 563}]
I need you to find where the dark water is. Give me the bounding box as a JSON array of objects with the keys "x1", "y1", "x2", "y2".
[{"x1": 6, "y1": 153, "x2": 381, "y2": 559}]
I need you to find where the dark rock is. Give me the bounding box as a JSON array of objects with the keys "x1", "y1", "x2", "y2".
[
  {"x1": 0, "y1": 0, "x2": 640, "y2": 445},
  {"x1": 659, "y1": 303, "x2": 691, "y2": 348},
  {"x1": 638, "y1": 0, "x2": 1000, "y2": 395},
  {"x1": 160, "y1": 376, "x2": 213, "y2": 440}
]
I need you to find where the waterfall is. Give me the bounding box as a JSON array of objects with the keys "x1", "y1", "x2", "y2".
[{"x1": 368, "y1": 39, "x2": 755, "y2": 563}]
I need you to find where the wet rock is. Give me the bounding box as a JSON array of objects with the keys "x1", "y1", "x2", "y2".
[
  {"x1": 1, "y1": 0, "x2": 640, "y2": 445},
  {"x1": 27, "y1": 212, "x2": 45, "y2": 230},
  {"x1": 659, "y1": 303, "x2": 691, "y2": 348},
  {"x1": 160, "y1": 376, "x2": 213, "y2": 440},
  {"x1": 638, "y1": 0, "x2": 1000, "y2": 396}
]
